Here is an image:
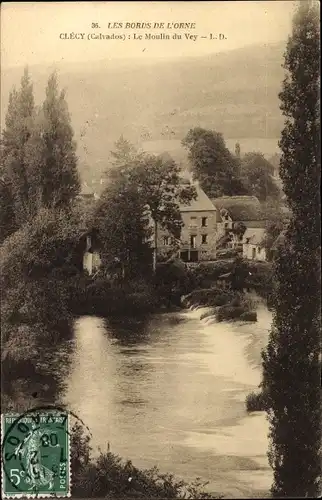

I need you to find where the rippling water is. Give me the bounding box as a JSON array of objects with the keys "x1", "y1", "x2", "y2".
[{"x1": 58, "y1": 305, "x2": 273, "y2": 498}]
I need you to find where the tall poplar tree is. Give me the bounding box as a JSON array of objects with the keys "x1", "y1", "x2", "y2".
[
  {"x1": 2, "y1": 67, "x2": 35, "y2": 227},
  {"x1": 38, "y1": 72, "x2": 80, "y2": 208},
  {"x1": 262, "y1": 2, "x2": 321, "y2": 497}
]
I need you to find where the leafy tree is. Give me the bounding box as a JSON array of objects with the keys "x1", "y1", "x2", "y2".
[
  {"x1": 1, "y1": 67, "x2": 35, "y2": 228},
  {"x1": 95, "y1": 139, "x2": 152, "y2": 280},
  {"x1": 262, "y1": 2, "x2": 321, "y2": 497},
  {"x1": 182, "y1": 127, "x2": 247, "y2": 198},
  {"x1": 109, "y1": 134, "x2": 144, "y2": 170},
  {"x1": 134, "y1": 153, "x2": 196, "y2": 271},
  {"x1": 0, "y1": 207, "x2": 83, "y2": 350},
  {"x1": 28, "y1": 72, "x2": 80, "y2": 209},
  {"x1": 1, "y1": 70, "x2": 80, "y2": 238},
  {"x1": 241, "y1": 152, "x2": 280, "y2": 201},
  {"x1": 97, "y1": 139, "x2": 196, "y2": 275},
  {"x1": 95, "y1": 177, "x2": 152, "y2": 281}
]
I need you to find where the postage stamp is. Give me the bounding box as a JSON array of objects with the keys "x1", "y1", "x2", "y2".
[{"x1": 1, "y1": 408, "x2": 70, "y2": 498}]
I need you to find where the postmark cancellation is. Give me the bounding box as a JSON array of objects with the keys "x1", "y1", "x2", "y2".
[{"x1": 1, "y1": 408, "x2": 71, "y2": 498}]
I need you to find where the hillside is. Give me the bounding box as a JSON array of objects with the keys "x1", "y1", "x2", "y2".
[{"x1": 1, "y1": 42, "x2": 285, "y2": 182}]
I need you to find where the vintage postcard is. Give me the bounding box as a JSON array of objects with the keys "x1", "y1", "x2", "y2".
[{"x1": 1, "y1": 1, "x2": 320, "y2": 498}]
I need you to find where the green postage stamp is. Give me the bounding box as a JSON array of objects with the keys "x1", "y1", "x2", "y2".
[{"x1": 1, "y1": 409, "x2": 70, "y2": 498}]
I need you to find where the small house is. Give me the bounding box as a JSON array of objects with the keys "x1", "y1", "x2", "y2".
[
  {"x1": 242, "y1": 227, "x2": 267, "y2": 262},
  {"x1": 82, "y1": 233, "x2": 102, "y2": 276},
  {"x1": 212, "y1": 196, "x2": 262, "y2": 251},
  {"x1": 157, "y1": 180, "x2": 217, "y2": 264}
]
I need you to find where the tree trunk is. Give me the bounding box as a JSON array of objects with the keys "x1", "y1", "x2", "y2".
[{"x1": 153, "y1": 219, "x2": 158, "y2": 273}]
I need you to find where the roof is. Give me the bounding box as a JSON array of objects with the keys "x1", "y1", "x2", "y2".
[
  {"x1": 212, "y1": 196, "x2": 261, "y2": 221},
  {"x1": 242, "y1": 219, "x2": 267, "y2": 229},
  {"x1": 243, "y1": 227, "x2": 266, "y2": 246},
  {"x1": 179, "y1": 182, "x2": 216, "y2": 212}
]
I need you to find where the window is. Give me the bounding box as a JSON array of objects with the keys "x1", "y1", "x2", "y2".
[
  {"x1": 201, "y1": 217, "x2": 208, "y2": 227},
  {"x1": 163, "y1": 236, "x2": 171, "y2": 246},
  {"x1": 180, "y1": 251, "x2": 189, "y2": 262},
  {"x1": 257, "y1": 247, "x2": 261, "y2": 253},
  {"x1": 224, "y1": 222, "x2": 229, "y2": 229},
  {"x1": 190, "y1": 235, "x2": 197, "y2": 248},
  {"x1": 190, "y1": 251, "x2": 199, "y2": 262},
  {"x1": 190, "y1": 216, "x2": 197, "y2": 228},
  {"x1": 252, "y1": 247, "x2": 256, "y2": 259},
  {"x1": 201, "y1": 234, "x2": 208, "y2": 244}
]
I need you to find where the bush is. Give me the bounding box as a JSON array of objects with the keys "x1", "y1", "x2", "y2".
[
  {"x1": 240, "y1": 311, "x2": 257, "y2": 322},
  {"x1": 230, "y1": 296, "x2": 241, "y2": 307},
  {"x1": 210, "y1": 293, "x2": 231, "y2": 306},
  {"x1": 71, "y1": 277, "x2": 160, "y2": 317},
  {"x1": 245, "y1": 390, "x2": 268, "y2": 412},
  {"x1": 187, "y1": 260, "x2": 235, "y2": 290},
  {"x1": 216, "y1": 249, "x2": 239, "y2": 259},
  {"x1": 183, "y1": 288, "x2": 233, "y2": 308},
  {"x1": 216, "y1": 305, "x2": 245, "y2": 322}
]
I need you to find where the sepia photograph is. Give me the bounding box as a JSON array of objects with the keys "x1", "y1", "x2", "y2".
[{"x1": 1, "y1": 1, "x2": 321, "y2": 498}]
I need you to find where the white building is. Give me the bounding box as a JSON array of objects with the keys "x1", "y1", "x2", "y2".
[
  {"x1": 83, "y1": 235, "x2": 102, "y2": 275},
  {"x1": 242, "y1": 227, "x2": 267, "y2": 262}
]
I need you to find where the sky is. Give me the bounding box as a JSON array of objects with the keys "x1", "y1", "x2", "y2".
[{"x1": 1, "y1": 1, "x2": 298, "y2": 68}]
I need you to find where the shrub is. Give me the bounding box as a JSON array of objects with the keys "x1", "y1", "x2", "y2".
[
  {"x1": 240, "y1": 311, "x2": 257, "y2": 322},
  {"x1": 187, "y1": 260, "x2": 234, "y2": 290},
  {"x1": 230, "y1": 296, "x2": 241, "y2": 307},
  {"x1": 216, "y1": 249, "x2": 239, "y2": 259},
  {"x1": 183, "y1": 288, "x2": 233, "y2": 308},
  {"x1": 71, "y1": 277, "x2": 160, "y2": 317},
  {"x1": 245, "y1": 390, "x2": 268, "y2": 412},
  {"x1": 210, "y1": 293, "x2": 231, "y2": 307},
  {"x1": 216, "y1": 305, "x2": 245, "y2": 322}
]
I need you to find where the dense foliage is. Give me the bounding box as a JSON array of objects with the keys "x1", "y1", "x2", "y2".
[
  {"x1": 0, "y1": 68, "x2": 80, "y2": 241},
  {"x1": 182, "y1": 127, "x2": 246, "y2": 198},
  {"x1": 182, "y1": 128, "x2": 279, "y2": 202},
  {"x1": 96, "y1": 137, "x2": 196, "y2": 275},
  {"x1": 261, "y1": 2, "x2": 321, "y2": 497},
  {"x1": 240, "y1": 152, "x2": 280, "y2": 201}
]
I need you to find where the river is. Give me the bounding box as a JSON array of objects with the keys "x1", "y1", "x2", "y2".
[{"x1": 55, "y1": 305, "x2": 273, "y2": 498}]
